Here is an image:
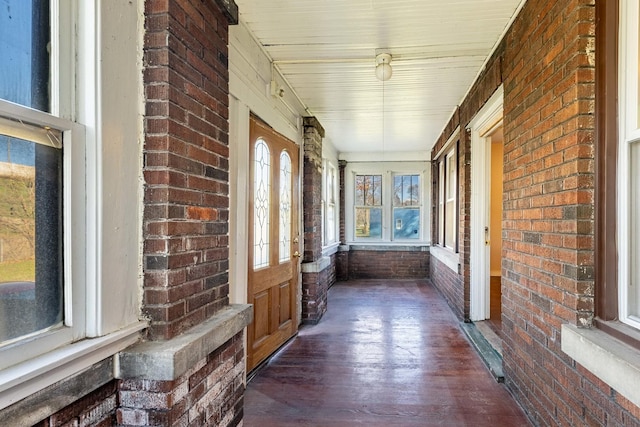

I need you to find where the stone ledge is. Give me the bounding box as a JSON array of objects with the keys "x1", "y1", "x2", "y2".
[
  {"x1": 301, "y1": 256, "x2": 331, "y2": 273},
  {"x1": 430, "y1": 244, "x2": 460, "y2": 273},
  {"x1": 117, "y1": 304, "x2": 252, "y2": 381},
  {"x1": 562, "y1": 324, "x2": 640, "y2": 408}
]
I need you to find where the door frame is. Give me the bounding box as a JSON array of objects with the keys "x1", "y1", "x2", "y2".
[{"x1": 469, "y1": 86, "x2": 503, "y2": 321}]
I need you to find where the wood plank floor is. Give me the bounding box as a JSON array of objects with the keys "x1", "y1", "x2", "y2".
[{"x1": 243, "y1": 279, "x2": 530, "y2": 426}]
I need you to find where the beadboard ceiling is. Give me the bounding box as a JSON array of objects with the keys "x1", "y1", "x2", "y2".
[{"x1": 234, "y1": 0, "x2": 524, "y2": 156}]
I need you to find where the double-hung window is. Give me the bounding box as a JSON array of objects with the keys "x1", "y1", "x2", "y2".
[
  {"x1": 616, "y1": 0, "x2": 640, "y2": 331},
  {"x1": 322, "y1": 161, "x2": 338, "y2": 246},
  {"x1": 0, "y1": 0, "x2": 86, "y2": 371},
  {"x1": 435, "y1": 143, "x2": 458, "y2": 251},
  {"x1": 354, "y1": 174, "x2": 383, "y2": 239}
]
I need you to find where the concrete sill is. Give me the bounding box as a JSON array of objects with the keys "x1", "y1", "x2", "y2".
[
  {"x1": 117, "y1": 304, "x2": 252, "y2": 381},
  {"x1": 429, "y1": 245, "x2": 460, "y2": 273},
  {"x1": 562, "y1": 324, "x2": 640, "y2": 408}
]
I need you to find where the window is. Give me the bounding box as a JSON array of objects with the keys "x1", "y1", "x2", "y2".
[
  {"x1": 614, "y1": 0, "x2": 640, "y2": 331},
  {"x1": 346, "y1": 163, "x2": 427, "y2": 243},
  {"x1": 355, "y1": 174, "x2": 382, "y2": 239},
  {"x1": 0, "y1": 0, "x2": 145, "y2": 412},
  {"x1": 393, "y1": 174, "x2": 421, "y2": 239},
  {"x1": 435, "y1": 144, "x2": 458, "y2": 251},
  {"x1": 0, "y1": 0, "x2": 86, "y2": 369},
  {"x1": 322, "y1": 160, "x2": 337, "y2": 246}
]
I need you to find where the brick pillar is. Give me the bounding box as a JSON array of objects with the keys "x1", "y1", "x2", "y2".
[
  {"x1": 116, "y1": 1, "x2": 251, "y2": 426},
  {"x1": 301, "y1": 117, "x2": 329, "y2": 324},
  {"x1": 336, "y1": 160, "x2": 349, "y2": 281}
]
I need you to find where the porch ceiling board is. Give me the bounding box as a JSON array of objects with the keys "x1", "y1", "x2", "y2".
[{"x1": 235, "y1": 0, "x2": 523, "y2": 153}]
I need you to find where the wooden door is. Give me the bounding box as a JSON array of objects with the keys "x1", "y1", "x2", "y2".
[{"x1": 247, "y1": 116, "x2": 300, "y2": 371}]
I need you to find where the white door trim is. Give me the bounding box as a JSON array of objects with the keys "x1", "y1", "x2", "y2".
[{"x1": 468, "y1": 86, "x2": 503, "y2": 321}]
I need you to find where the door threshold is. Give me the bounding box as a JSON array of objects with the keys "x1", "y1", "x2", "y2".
[{"x1": 460, "y1": 322, "x2": 504, "y2": 383}]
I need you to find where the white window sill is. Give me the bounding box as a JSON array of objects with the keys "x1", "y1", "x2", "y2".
[
  {"x1": 562, "y1": 324, "x2": 640, "y2": 408},
  {"x1": 0, "y1": 321, "x2": 147, "y2": 410},
  {"x1": 429, "y1": 244, "x2": 460, "y2": 273},
  {"x1": 322, "y1": 242, "x2": 340, "y2": 257}
]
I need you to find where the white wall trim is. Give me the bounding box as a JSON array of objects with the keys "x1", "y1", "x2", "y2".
[{"x1": 0, "y1": 322, "x2": 146, "y2": 411}]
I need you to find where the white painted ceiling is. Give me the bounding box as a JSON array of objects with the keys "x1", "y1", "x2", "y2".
[{"x1": 234, "y1": 0, "x2": 524, "y2": 156}]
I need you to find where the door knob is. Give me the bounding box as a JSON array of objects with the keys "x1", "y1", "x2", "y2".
[{"x1": 293, "y1": 251, "x2": 301, "y2": 258}]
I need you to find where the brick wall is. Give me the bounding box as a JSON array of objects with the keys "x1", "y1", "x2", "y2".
[
  {"x1": 143, "y1": 0, "x2": 232, "y2": 341},
  {"x1": 430, "y1": 255, "x2": 464, "y2": 321},
  {"x1": 347, "y1": 248, "x2": 430, "y2": 280},
  {"x1": 430, "y1": 0, "x2": 640, "y2": 425},
  {"x1": 117, "y1": 333, "x2": 244, "y2": 426},
  {"x1": 301, "y1": 117, "x2": 333, "y2": 323},
  {"x1": 33, "y1": 382, "x2": 118, "y2": 427},
  {"x1": 301, "y1": 255, "x2": 336, "y2": 324},
  {"x1": 302, "y1": 117, "x2": 324, "y2": 262},
  {"x1": 501, "y1": 1, "x2": 600, "y2": 425}
]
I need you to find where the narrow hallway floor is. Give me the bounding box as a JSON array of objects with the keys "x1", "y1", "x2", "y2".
[{"x1": 243, "y1": 279, "x2": 530, "y2": 427}]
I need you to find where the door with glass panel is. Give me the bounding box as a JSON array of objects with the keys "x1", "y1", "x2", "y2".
[{"x1": 247, "y1": 116, "x2": 299, "y2": 371}]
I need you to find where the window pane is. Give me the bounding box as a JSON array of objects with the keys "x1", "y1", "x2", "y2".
[
  {"x1": 327, "y1": 204, "x2": 335, "y2": 243},
  {"x1": 279, "y1": 152, "x2": 291, "y2": 263},
  {"x1": 355, "y1": 175, "x2": 382, "y2": 206},
  {"x1": 0, "y1": 134, "x2": 62, "y2": 345},
  {"x1": 355, "y1": 207, "x2": 382, "y2": 238},
  {"x1": 0, "y1": 1, "x2": 50, "y2": 112},
  {"x1": 393, "y1": 208, "x2": 420, "y2": 239},
  {"x1": 254, "y1": 140, "x2": 270, "y2": 269},
  {"x1": 630, "y1": 142, "x2": 640, "y2": 319},
  {"x1": 445, "y1": 200, "x2": 455, "y2": 249},
  {"x1": 394, "y1": 174, "x2": 419, "y2": 206},
  {"x1": 438, "y1": 161, "x2": 444, "y2": 245}
]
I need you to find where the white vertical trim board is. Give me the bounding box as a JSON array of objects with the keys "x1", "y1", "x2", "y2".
[{"x1": 468, "y1": 85, "x2": 504, "y2": 321}]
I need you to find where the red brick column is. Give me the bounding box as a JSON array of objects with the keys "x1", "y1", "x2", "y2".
[
  {"x1": 301, "y1": 117, "x2": 330, "y2": 323},
  {"x1": 142, "y1": 0, "x2": 235, "y2": 340},
  {"x1": 115, "y1": 1, "x2": 250, "y2": 426}
]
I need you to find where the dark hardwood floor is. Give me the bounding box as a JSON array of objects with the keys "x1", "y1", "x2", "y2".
[
  {"x1": 487, "y1": 275, "x2": 503, "y2": 339},
  {"x1": 243, "y1": 279, "x2": 530, "y2": 426}
]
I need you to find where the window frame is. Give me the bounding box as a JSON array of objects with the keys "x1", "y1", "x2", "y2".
[
  {"x1": 434, "y1": 141, "x2": 459, "y2": 253},
  {"x1": 594, "y1": 0, "x2": 640, "y2": 344},
  {"x1": 0, "y1": 0, "x2": 147, "y2": 410},
  {"x1": 345, "y1": 162, "x2": 428, "y2": 244},
  {"x1": 0, "y1": 101, "x2": 86, "y2": 370},
  {"x1": 0, "y1": 2, "x2": 86, "y2": 371},
  {"x1": 321, "y1": 159, "x2": 338, "y2": 247}
]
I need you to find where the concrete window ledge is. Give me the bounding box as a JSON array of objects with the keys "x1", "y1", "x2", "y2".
[
  {"x1": 302, "y1": 256, "x2": 332, "y2": 273},
  {"x1": 117, "y1": 304, "x2": 252, "y2": 381},
  {"x1": 429, "y1": 244, "x2": 460, "y2": 273},
  {"x1": 562, "y1": 324, "x2": 640, "y2": 408}
]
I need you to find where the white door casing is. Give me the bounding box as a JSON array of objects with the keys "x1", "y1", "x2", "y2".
[{"x1": 468, "y1": 86, "x2": 503, "y2": 321}]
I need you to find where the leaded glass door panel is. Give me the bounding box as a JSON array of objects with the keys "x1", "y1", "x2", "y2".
[{"x1": 247, "y1": 116, "x2": 300, "y2": 371}]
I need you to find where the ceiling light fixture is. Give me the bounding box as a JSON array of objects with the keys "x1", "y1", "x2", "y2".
[{"x1": 375, "y1": 53, "x2": 393, "y2": 81}]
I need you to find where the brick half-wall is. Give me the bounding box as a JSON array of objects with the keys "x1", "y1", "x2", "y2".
[
  {"x1": 32, "y1": 381, "x2": 118, "y2": 427},
  {"x1": 429, "y1": 251, "x2": 464, "y2": 321},
  {"x1": 301, "y1": 253, "x2": 337, "y2": 324},
  {"x1": 346, "y1": 246, "x2": 430, "y2": 280},
  {"x1": 117, "y1": 332, "x2": 245, "y2": 427}
]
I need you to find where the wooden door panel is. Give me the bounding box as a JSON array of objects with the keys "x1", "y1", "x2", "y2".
[
  {"x1": 279, "y1": 282, "x2": 291, "y2": 325},
  {"x1": 251, "y1": 264, "x2": 292, "y2": 294},
  {"x1": 247, "y1": 116, "x2": 299, "y2": 372},
  {"x1": 253, "y1": 291, "x2": 270, "y2": 342}
]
